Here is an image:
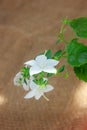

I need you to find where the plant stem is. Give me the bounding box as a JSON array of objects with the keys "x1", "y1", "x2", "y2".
[
  {"x1": 43, "y1": 94, "x2": 49, "y2": 101},
  {"x1": 58, "y1": 23, "x2": 68, "y2": 44}
]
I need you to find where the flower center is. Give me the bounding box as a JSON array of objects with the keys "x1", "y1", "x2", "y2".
[
  {"x1": 39, "y1": 63, "x2": 46, "y2": 68},
  {"x1": 39, "y1": 84, "x2": 45, "y2": 89}
]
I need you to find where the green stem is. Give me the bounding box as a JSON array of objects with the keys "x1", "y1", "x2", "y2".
[{"x1": 59, "y1": 23, "x2": 68, "y2": 44}]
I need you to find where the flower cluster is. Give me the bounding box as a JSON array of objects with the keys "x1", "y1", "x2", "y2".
[
  {"x1": 14, "y1": 17, "x2": 87, "y2": 101},
  {"x1": 14, "y1": 54, "x2": 59, "y2": 100}
]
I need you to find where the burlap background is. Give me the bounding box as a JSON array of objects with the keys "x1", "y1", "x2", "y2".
[{"x1": 0, "y1": 0, "x2": 87, "y2": 130}]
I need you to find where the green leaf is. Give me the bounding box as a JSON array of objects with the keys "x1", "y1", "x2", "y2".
[
  {"x1": 54, "y1": 50, "x2": 62, "y2": 60},
  {"x1": 63, "y1": 18, "x2": 70, "y2": 25},
  {"x1": 33, "y1": 79, "x2": 38, "y2": 84},
  {"x1": 21, "y1": 67, "x2": 30, "y2": 78},
  {"x1": 45, "y1": 49, "x2": 52, "y2": 59},
  {"x1": 43, "y1": 80, "x2": 48, "y2": 86},
  {"x1": 69, "y1": 17, "x2": 87, "y2": 38},
  {"x1": 56, "y1": 39, "x2": 61, "y2": 44},
  {"x1": 47, "y1": 73, "x2": 53, "y2": 77},
  {"x1": 24, "y1": 78, "x2": 27, "y2": 85},
  {"x1": 74, "y1": 63, "x2": 87, "y2": 82},
  {"x1": 58, "y1": 65, "x2": 65, "y2": 73},
  {"x1": 66, "y1": 39, "x2": 87, "y2": 66}
]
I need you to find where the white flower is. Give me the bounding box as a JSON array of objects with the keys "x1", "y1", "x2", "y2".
[
  {"x1": 24, "y1": 55, "x2": 59, "y2": 76},
  {"x1": 13, "y1": 72, "x2": 30, "y2": 91},
  {"x1": 24, "y1": 79, "x2": 54, "y2": 100}
]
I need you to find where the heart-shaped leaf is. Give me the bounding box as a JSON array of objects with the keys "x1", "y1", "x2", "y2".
[
  {"x1": 74, "y1": 63, "x2": 87, "y2": 82},
  {"x1": 66, "y1": 39, "x2": 87, "y2": 66}
]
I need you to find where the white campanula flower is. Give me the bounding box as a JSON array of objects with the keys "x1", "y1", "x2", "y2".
[
  {"x1": 24, "y1": 55, "x2": 59, "y2": 76},
  {"x1": 13, "y1": 72, "x2": 30, "y2": 91},
  {"x1": 24, "y1": 79, "x2": 54, "y2": 100}
]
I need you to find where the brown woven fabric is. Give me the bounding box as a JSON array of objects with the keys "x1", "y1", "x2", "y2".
[{"x1": 0, "y1": 0, "x2": 87, "y2": 130}]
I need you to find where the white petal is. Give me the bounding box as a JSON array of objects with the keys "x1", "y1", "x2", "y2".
[
  {"x1": 13, "y1": 72, "x2": 22, "y2": 86},
  {"x1": 35, "y1": 91, "x2": 43, "y2": 100},
  {"x1": 24, "y1": 90, "x2": 35, "y2": 99},
  {"x1": 30, "y1": 80, "x2": 38, "y2": 90},
  {"x1": 30, "y1": 65, "x2": 42, "y2": 76},
  {"x1": 13, "y1": 79, "x2": 20, "y2": 86},
  {"x1": 46, "y1": 59, "x2": 59, "y2": 66},
  {"x1": 35, "y1": 55, "x2": 47, "y2": 65},
  {"x1": 30, "y1": 76, "x2": 34, "y2": 81},
  {"x1": 24, "y1": 60, "x2": 36, "y2": 66},
  {"x1": 23, "y1": 83, "x2": 29, "y2": 91},
  {"x1": 16, "y1": 72, "x2": 22, "y2": 77},
  {"x1": 43, "y1": 85, "x2": 54, "y2": 92},
  {"x1": 14, "y1": 72, "x2": 22, "y2": 80},
  {"x1": 43, "y1": 66, "x2": 57, "y2": 74}
]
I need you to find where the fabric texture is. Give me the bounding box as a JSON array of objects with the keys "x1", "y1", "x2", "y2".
[{"x1": 0, "y1": 0, "x2": 87, "y2": 129}]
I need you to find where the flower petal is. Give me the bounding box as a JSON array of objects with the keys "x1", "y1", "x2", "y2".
[
  {"x1": 24, "y1": 60, "x2": 36, "y2": 66},
  {"x1": 46, "y1": 59, "x2": 59, "y2": 66},
  {"x1": 30, "y1": 65, "x2": 42, "y2": 76},
  {"x1": 30, "y1": 80, "x2": 38, "y2": 90},
  {"x1": 35, "y1": 91, "x2": 43, "y2": 100},
  {"x1": 13, "y1": 72, "x2": 23, "y2": 86},
  {"x1": 43, "y1": 85, "x2": 54, "y2": 92},
  {"x1": 24, "y1": 90, "x2": 35, "y2": 99},
  {"x1": 35, "y1": 55, "x2": 47, "y2": 65},
  {"x1": 23, "y1": 83, "x2": 29, "y2": 91},
  {"x1": 43, "y1": 66, "x2": 57, "y2": 74}
]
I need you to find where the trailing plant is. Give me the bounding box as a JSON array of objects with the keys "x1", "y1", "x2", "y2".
[{"x1": 14, "y1": 17, "x2": 87, "y2": 101}]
